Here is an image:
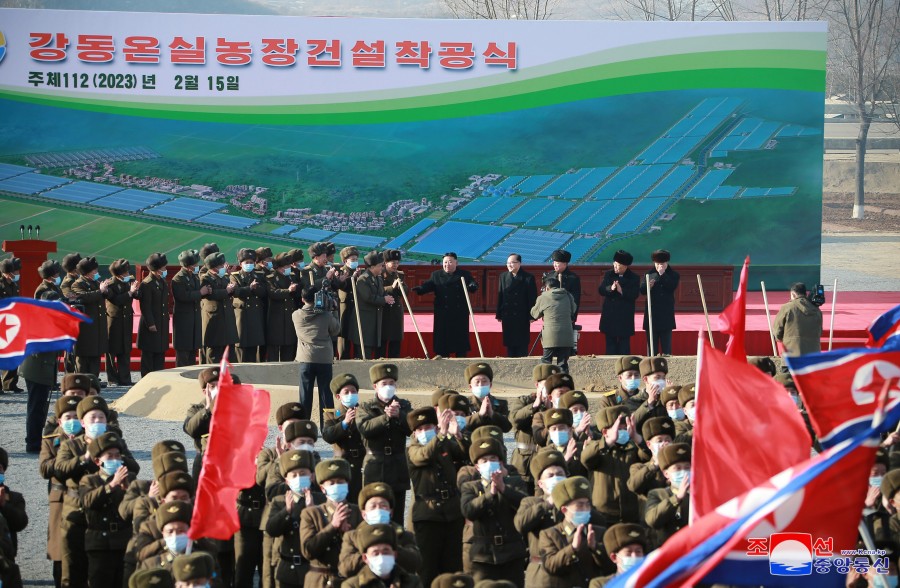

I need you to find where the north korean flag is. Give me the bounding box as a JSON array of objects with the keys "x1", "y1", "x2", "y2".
[
  {"x1": 608, "y1": 399, "x2": 895, "y2": 588},
  {"x1": 787, "y1": 345, "x2": 900, "y2": 448},
  {"x1": 867, "y1": 304, "x2": 900, "y2": 349},
  {"x1": 0, "y1": 297, "x2": 91, "y2": 370}
]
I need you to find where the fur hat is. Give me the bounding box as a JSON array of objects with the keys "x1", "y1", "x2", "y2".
[
  {"x1": 76, "y1": 256, "x2": 98, "y2": 275},
  {"x1": 560, "y1": 390, "x2": 589, "y2": 411},
  {"x1": 551, "y1": 475, "x2": 591, "y2": 509},
  {"x1": 407, "y1": 407, "x2": 438, "y2": 431},
  {"x1": 76, "y1": 396, "x2": 109, "y2": 420},
  {"x1": 255, "y1": 247, "x2": 273, "y2": 261},
  {"x1": 369, "y1": 363, "x2": 398, "y2": 385},
  {"x1": 172, "y1": 552, "x2": 215, "y2": 582},
  {"x1": 275, "y1": 402, "x2": 305, "y2": 426},
  {"x1": 38, "y1": 259, "x2": 63, "y2": 278},
  {"x1": 603, "y1": 523, "x2": 648, "y2": 555},
  {"x1": 383, "y1": 249, "x2": 402, "y2": 262},
  {"x1": 308, "y1": 242, "x2": 329, "y2": 257},
  {"x1": 613, "y1": 250, "x2": 633, "y2": 266},
  {"x1": 146, "y1": 253, "x2": 167, "y2": 271},
  {"x1": 288, "y1": 248, "x2": 305, "y2": 263},
  {"x1": 550, "y1": 249, "x2": 571, "y2": 263},
  {"x1": 178, "y1": 249, "x2": 200, "y2": 267},
  {"x1": 88, "y1": 431, "x2": 122, "y2": 458},
  {"x1": 464, "y1": 362, "x2": 493, "y2": 384},
  {"x1": 364, "y1": 250, "x2": 384, "y2": 266},
  {"x1": 438, "y1": 393, "x2": 470, "y2": 414},
  {"x1": 284, "y1": 420, "x2": 318, "y2": 442},
  {"x1": 55, "y1": 396, "x2": 80, "y2": 418},
  {"x1": 108, "y1": 259, "x2": 130, "y2": 276},
  {"x1": 658, "y1": 443, "x2": 691, "y2": 471},
  {"x1": 469, "y1": 438, "x2": 505, "y2": 463},
  {"x1": 273, "y1": 252, "x2": 292, "y2": 269},
  {"x1": 315, "y1": 458, "x2": 352, "y2": 485},
  {"x1": 544, "y1": 373, "x2": 575, "y2": 393},
  {"x1": 651, "y1": 249, "x2": 671, "y2": 263},
  {"x1": 358, "y1": 482, "x2": 395, "y2": 511},
  {"x1": 156, "y1": 500, "x2": 192, "y2": 529},
  {"x1": 529, "y1": 448, "x2": 567, "y2": 480},
  {"x1": 639, "y1": 357, "x2": 668, "y2": 377},
  {"x1": 356, "y1": 523, "x2": 397, "y2": 552},
  {"x1": 340, "y1": 246, "x2": 359, "y2": 261},
  {"x1": 204, "y1": 252, "x2": 226, "y2": 270},
  {"x1": 61, "y1": 373, "x2": 91, "y2": 394},
  {"x1": 677, "y1": 384, "x2": 696, "y2": 407},
  {"x1": 330, "y1": 373, "x2": 360, "y2": 396},
  {"x1": 157, "y1": 472, "x2": 194, "y2": 498},
  {"x1": 151, "y1": 440, "x2": 186, "y2": 461},
  {"x1": 0, "y1": 257, "x2": 21, "y2": 273},
  {"x1": 542, "y1": 408, "x2": 573, "y2": 428},
  {"x1": 237, "y1": 248, "x2": 256, "y2": 263},
  {"x1": 615, "y1": 355, "x2": 643, "y2": 375},
  {"x1": 199, "y1": 243, "x2": 219, "y2": 260},
  {"x1": 533, "y1": 363, "x2": 562, "y2": 382},
  {"x1": 279, "y1": 449, "x2": 315, "y2": 477},
  {"x1": 62, "y1": 252, "x2": 82, "y2": 272},
  {"x1": 642, "y1": 416, "x2": 675, "y2": 441},
  {"x1": 152, "y1": 452, "x2": 189, "y2": 479}
]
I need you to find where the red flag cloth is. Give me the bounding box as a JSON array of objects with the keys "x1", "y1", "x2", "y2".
[
  {"x1": 718, "y1": 256, "x2": 750, "y2": 362},
  {"x1": 189, "y1": 357, "x2": 271, "y2": 541},
  {"x1": 612, "y1": 438, "x2": 877, "y2": 588},
  {"x1": 0, "y1": 297, "x2": 90, "y2": 370},
  {"x1": 692, "y1": 336, "x2": 811, "y2": 520}
]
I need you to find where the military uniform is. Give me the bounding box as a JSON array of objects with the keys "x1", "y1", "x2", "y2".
[
  {"x1": 335, "y1": 249, "x2": 361, "y2": 360},
  {"x1": 322, "y1": 376, "x2": 365, "y2": 505},
  {"x1": 22, "y1": 274, "x2": 66, "y2": 452},
  {"x1": 496, "y1": 268, "x2": 537, "y2": 357},
  {"x1": 183, "y1": 402, "x2": 211, "y2": 480},
  {"x1": 407, "y1": 413, "x2": 467, "y2": 586},
  {"x1": 231, "y1": 249, "x2": 268, "y2": 362},
  {"x1": 78, "y1": 434, "x2": 137, "y2": 588},
  {"x1": 171, "y1": 252, "x2": 203, "y2": 367},
  {"x1": 337, "y1": 523, "x2": 422, "y2": 579},
  {"x1": 342, "y1": 565, "x2": 423, "y2": 588},
  {"x1": 464, "y1": 364, "x2": 513, "y2": 435},
  {"x1": 0, "y1": 260, "x2": 22, "y2": 391},
  {"x1": 357, "y1": 377, "x2": 412, "y2": 525},
  {"x1": 536, "y1": 521, "x2": 613, "y2": 587},
  {"x1": 299, "y1": 459, "x2": 363, "y2": 588},
  {"x1": 580, "y1": 408, "x2": 641, "y2": 525},
  {"x1": 200, "y1": 254, "x2": 238, "y2": 364},
  {"x1": 351, "y1": 261, "x2": 390, "y2": 360},
  {"x1": 413, "y1": 268, "x2": 478, "y2": 357},
  {"x1": 137, "y1": 256, "x2": 170, "y2": 376},
  {"x1": 0, "y1": 448, "x2": 28, "y2": 588},
  {"x1": 341, "y1": 522, "x2": 422, "y2": 588},
  {"x1": 103, "y1": 265, "x2": 137, "y2": 386},
  {"x1": 459, "y1": 475, "x2": 528, "y2": 586},
  {"x1": 380, "y1": 252, "x2": 406, "y2": 358},
  {"x1": 266, "y1": 255, "x2": 298, "y2": 362},
  {"x1": 71, "y1": 258, "x2": 109, "y2": 376}
]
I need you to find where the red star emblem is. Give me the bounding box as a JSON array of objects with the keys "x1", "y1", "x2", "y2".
[
  {"x1": 0, "y1": 315, "x2": 12, "y2": 342},
  {"x1": 852, "y1": 361, "x2": 900, "y2": 405}
]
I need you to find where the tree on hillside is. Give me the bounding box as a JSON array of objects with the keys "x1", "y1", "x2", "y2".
[
  {"x1": 830, "y1": 0, "x2": 900, "y2": 219},
  {"x1": 442, "y1": 0, "x2": 559, "y2": 19}
]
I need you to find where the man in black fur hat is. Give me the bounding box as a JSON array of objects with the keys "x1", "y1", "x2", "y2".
[{"x1": 599, "y1": 250, "x2": 640, "y2": 356}]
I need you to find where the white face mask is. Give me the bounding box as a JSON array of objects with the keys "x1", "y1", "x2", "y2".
[{"x1": 377, "y1": 385, "x2": 396, "y2": 401}]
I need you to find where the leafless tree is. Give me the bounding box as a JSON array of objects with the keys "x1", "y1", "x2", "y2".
[
  {"x1": 830, "y1": 0, "x2": 900, "y2": 218},
  {"x1": 443, "y1": 0, "x2": 559, "y2": 19}
]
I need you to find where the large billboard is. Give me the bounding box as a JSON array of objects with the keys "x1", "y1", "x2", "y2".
[{"x1": 0, "y1": 10, "x2": 825, "y2": 285}]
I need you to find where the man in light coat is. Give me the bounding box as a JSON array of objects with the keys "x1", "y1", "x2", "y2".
[
  {"x1": 774, "y1": 282, "x2": 823, "y2": 356},
  {"x1": 531, "y1": 276, "x2": 577, "y2": 372}
]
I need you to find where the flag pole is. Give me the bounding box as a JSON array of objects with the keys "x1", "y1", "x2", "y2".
[
  {"x1": 760, "y1": 281, "x2": 778, "y2": 356},
  {"x1": 829, "y1": 278, "x2": 838, "y2": 351},
  {"x1": 461, "y1": 276, "x2": 484, "y2": 358},
  {"x1": 646, "y1": 275, "x2": 655, "y2": 356},
  {"x1": 350, "y1": 274, "x2": 367, "y2": 359},
  {"x1": 696, "y1": 274, "x2": 715, "y2": 347},
  {"x1": 397, "y1": 278, "x2": 430, "y2": 359}
]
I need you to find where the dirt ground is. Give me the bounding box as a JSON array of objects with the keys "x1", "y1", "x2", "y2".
[{"x1": 823, "y1": 192, "x2": 900, "y2": 233}]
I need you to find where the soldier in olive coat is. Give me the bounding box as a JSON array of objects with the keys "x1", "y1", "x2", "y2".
[
  {"x1": 322, "y1": 374, "x2": 366, "y2": 506},
  {"x1": 103, "y1": 259, "x2": 139, "y2": 386},
  {"x1": 21, "y1": 261, "x2": 66, "y2": 453},
  {"x1": 514, "y1": 449, "x2": 567, "y2": 587},
  {"x1": 299, "y1": 459, "x2": 363, "y2": 588},
  {"x1": 581, "y1": 407, "x2": 643, "y2": 525},
  {"x1": 459, "y1": 438, "x2": 528, "y2": 586},
  {"x1": 0, "y1": 447, "x2": 28, "y2": 588},
  {"x1": 231, "y1": 248, "x2": 268, "y2": 363},
  {"x1": 406, "y1": 406, "x2": 467, "y2": 586},
  {"x1": 137, "y1": 253, "x2": 170, "y2": 376},
  {"x1": 352, "y1": 251, "x2": 395, "y2": 360},
  {"x1": 266, "y1": 252, "x2": 299, "y2": 362},
  {"x1": 59, "y1": 253, "x2": 83, "y2": 374},
  {"x1": 357, "y1": 363, "x2": 412, "y2": 525},
  {"x1": 71, "y1": 256, "x2": 109, "y2": 376},
  {"x1": 508, "y1": 364, "x2": 561, "y2": 496},
  {"x1": 0, "y1": 257, "x2": 22, "y2": 392},
  {"x1": 336, "y1": 246, "x2": 362, "y2": 360},
  {"x1": 535, "y1": 476, "x2": 614, "y2": 587},
  {"x1": 496, "y1": 253, "x2": 537, "y2": 358},
  {"x1": 200, "y1": 252, "x2": 237, "y2": 364},
  {"x1": 171, "y1": 250, "x2": 206, "y2": 367},
  {"x1": 380, "y1": 249, "x2": 406, "y2": 359}
]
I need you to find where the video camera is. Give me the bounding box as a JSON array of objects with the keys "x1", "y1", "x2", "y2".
[
  {"x1": 311, "y1": 279, "x2": 338, "y2": 314},
  {"x1": 809, "y1": 284, "x2": 826, "y2": 307},
  {"x1": 541, "y1": 271, "x2": 560, "y2": 291}
]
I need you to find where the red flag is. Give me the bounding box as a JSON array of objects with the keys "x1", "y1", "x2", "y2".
[
  {"x1": 787, "y1": 345, "x2": 900, "y2": 447},
  {"x1": 692, "y1": 336, "x2": 810, "y2": 520},
  {"x1": 612, "y1": 437, "x2": 878, "y2": 588},
  {"x1": 189, "y1": 355, "x2": 271, "y2": 541},
  {"x1": 718, "y1": 256, "x2": 750, "y2": 361},
  {"x1": 0, "y1": 297, "x2": 90, "y2": 369}
]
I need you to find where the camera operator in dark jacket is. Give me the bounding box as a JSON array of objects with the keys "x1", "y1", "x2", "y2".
[{"x1": 293, "y1": 285, "x2": 341, "y2": 424}]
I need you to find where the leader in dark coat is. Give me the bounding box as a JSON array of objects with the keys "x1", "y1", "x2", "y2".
[
  {"x1": 413, "y1": 255, "x2": 478, "y2": 357},
  {"x1": 496, "y1": 262, "x2": 537, "y2": 357}
]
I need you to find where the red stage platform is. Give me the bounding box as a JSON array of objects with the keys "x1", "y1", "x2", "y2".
[
  {"x1": 396, "y1": 291, "x2": 900, "y2": 358},
  {"x1": 119, "y1": 291, "x2": 898, "y2": 369}
]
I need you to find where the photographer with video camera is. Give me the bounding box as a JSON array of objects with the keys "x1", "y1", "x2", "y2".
[
  {"x1": 774, "y1": 282, "x2": 823, "y2": 357},
  {"x1": 293, "y1": 284, "x2": 341, "y2": 422},
  {"x1": 531, "y1": 275, "x2": 577, "y2": 372}
]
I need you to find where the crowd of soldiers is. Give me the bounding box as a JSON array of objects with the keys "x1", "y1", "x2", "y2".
[{"x1": 3, "y1": 345, "x2": 896, "y2": 588}]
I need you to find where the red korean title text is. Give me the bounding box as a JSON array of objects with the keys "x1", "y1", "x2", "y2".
[{"x1": 28, "y1": 33, "x2": 518, "y2": 70}]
